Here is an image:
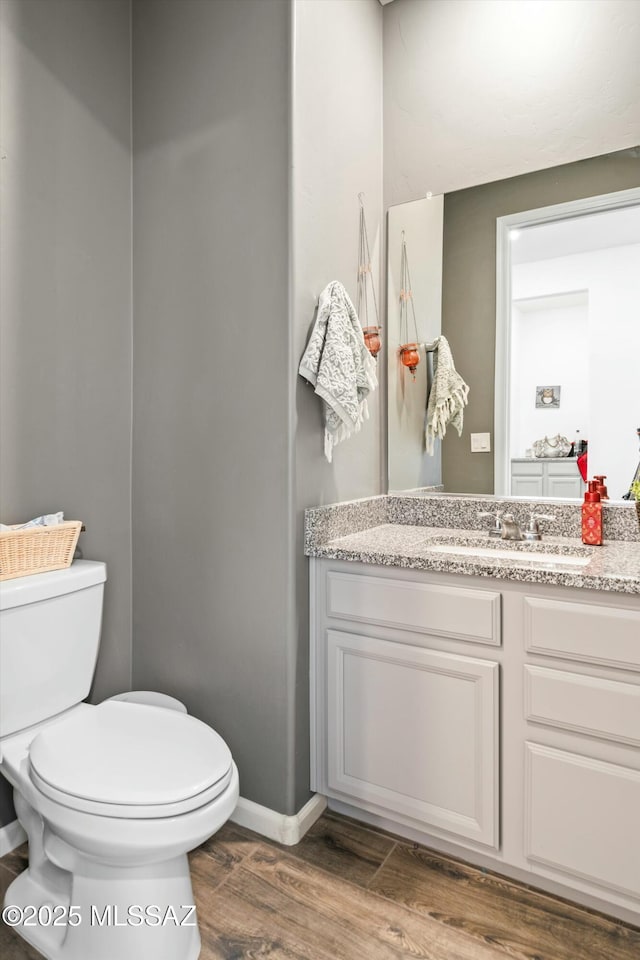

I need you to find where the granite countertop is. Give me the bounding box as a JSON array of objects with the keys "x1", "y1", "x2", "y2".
[{"x1": 306, "y1": 522, "x2": 640, "y2": 595}]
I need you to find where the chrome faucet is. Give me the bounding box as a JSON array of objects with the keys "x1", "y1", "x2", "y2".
[{"x1": 500, "y1": 513, "x2": 524, "y2": 540}]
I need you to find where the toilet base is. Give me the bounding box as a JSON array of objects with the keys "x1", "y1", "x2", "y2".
[{"x1": 4, "y1": 852, "x2": 201, "y2": 960}]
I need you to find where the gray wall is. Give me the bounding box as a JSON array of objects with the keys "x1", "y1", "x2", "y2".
[
  {"x1": 293, "y1": 0, "x2": 384, "y2": 505},
  {"x1": 0, "y1": 0, "x2": 132, "y2": 824},
  {"x1": 0, "y1": 0, "x2": 383, "y2": 830},
  {"x1": 441, "y1": 149, "x2": 640, "y2": 494},
  {"x1": 131, "y1": 0, "x2": 296, "y2": 814},
  {"x1": 292, "y1": 0, "x2": 384, "y2": 810}
]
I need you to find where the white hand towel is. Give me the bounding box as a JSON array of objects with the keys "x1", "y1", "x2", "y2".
[
  {"x1": 299, "y1": 281, "x2": 378, "y2": 462},
  {"x1": 425, "y1": 336, "x2": 469, "y2": 454}
]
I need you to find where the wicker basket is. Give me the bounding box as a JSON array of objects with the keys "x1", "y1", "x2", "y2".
[{"x1": 0, "y1": 521, "x2": 83, "y2": 581}]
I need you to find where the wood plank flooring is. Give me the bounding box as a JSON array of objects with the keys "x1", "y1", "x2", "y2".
[{"x1": 2, "y1": 810, "x2": 639, "y2": 959}]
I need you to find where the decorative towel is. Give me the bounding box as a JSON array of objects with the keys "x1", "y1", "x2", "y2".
[
  {"x1": 577, "y1": 451, "x2": 588, "y2": 482},
  {"x1": 0, "y1": 512, "x2": 64, "y2": 532},
  {"x1": 299, "y1": 281, "x2": 378, "y2": 462},
  {"x1": 425, "y1": 336, "x2": 469, "y2": 454}
]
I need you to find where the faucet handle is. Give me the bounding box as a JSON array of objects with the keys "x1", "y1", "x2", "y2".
[
  {"x1": 478, "y1": 511, "x2": 502, "y2": 538},
  {"x1": 524, "y1": 513, "x2": 556, "y2": 541}
]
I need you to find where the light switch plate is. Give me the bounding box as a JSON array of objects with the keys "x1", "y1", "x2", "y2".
[{"x1": 471, "y1": 432, "x2": 491, "y2": 452}]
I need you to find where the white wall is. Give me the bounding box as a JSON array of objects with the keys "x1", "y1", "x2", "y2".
[
  {"x1": 510, "y1": 299, "x2": 589, "y2": 458},
  {"x1": 384, "y1": 0, "x2": 640, "y2": 205},
  {"x1": 513, "y1": 245, "x2": 640, "y2": 498}
]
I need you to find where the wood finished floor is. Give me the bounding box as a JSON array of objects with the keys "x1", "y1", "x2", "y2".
[{"x1": 2, "y1": 811, "x2": 639, "y2": 959}]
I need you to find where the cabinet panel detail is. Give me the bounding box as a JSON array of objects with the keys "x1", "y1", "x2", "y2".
[
  {"x1": 326, "y1": 572, "x2": 501, "y2": 645},
  {"x1": 525, "y1": 742, "x2": 640, "y2": 900},
  {"x1": 524, "y1": 665, "x2": 640, "y2": 746},
  {"x1": 327, "y1": 629, "x2": 499, "y2": 847},
  {"x1": 524, "y1": 597, "x2": 640, "y2": 670}
]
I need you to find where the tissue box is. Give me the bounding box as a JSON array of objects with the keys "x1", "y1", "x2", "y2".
[{"x1": 0, "y1": 521, "x2": 83, "y2": 581}]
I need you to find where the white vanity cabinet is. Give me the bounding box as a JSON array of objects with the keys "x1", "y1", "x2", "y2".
[
  {"x1": 520, "y1": 594, "x2": 640, "y2": 910},
  {"x1": 311, "y1": 562, "x2": 501, "y2": 849},
  {"x1": 510, "y1": 457, "x2": 584, "y2": 498},
  {"x1": 310, "y1": 558, "x2": 640, "y2": 925}
]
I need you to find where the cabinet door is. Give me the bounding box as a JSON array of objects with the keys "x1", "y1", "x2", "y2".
[
  {"x1": 511, "y1": 475, "x2": 544, "y2": 497},
  {"x1": 525, "y1": 742, "x2": 640, "y2": 901},
  {"x1": 326, "y1": 629, "x2": 499, "y2": 847},
  {"x1": 545, "y1": 475, "x2": 583, "y2": 499}
]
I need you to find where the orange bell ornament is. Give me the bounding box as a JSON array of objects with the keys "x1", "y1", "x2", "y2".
[
  {"x1": 363, "y1": 326, "x2": 382, "y2": 358},
  {"x1": 400, "y1": 342, "x2": 420, "y2": 378}
]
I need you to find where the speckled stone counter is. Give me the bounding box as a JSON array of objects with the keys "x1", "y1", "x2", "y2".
[{"x1": 305, "y1": 494, "x2": 640, "y2": 595}]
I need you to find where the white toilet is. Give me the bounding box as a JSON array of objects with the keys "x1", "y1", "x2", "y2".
[{"x1": 0, "y1": 560, "x2": 239, "y2": 960}]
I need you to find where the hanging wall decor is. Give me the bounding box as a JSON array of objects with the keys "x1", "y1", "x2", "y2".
[
  {"x1": 357, "y1": 194, "x2": 382, "y2": 358},
  {"x1": 398, "y1": 232, "x2": 421, "y2": 380}
]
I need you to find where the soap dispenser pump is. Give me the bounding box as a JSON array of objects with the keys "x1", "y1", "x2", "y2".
[
  {"x1": 593, "y1": 475, "x2": 609, "y2": 500},
  {"x1": 582, "y1": 480, "x2": 603, "y2": 545}
]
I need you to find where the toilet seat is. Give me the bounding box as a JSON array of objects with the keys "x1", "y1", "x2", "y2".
[{"x1": 28, "y1": 700, "x2": 233, "y2": 819}]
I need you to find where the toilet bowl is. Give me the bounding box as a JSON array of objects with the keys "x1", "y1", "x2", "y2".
[
  {"x1": 0, "y1": 561, "x2": 239, "y2": 960},
  {"x1": 1, "y1": 701, "x2": 239, "y2": 960}
]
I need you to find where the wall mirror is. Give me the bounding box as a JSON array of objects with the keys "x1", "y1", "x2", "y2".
[{"x1": 387, "y1": 148, "x2": 640, "y2": 503}]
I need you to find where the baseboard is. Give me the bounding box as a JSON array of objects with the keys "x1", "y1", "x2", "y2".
[
  {"x1": 0, "y1": 819, "x2": 27, "y2": 857},
  {"x1": 0, "y1": 795, "x2": 327, "y2": 859},
  {"x1": 230, "y1": 793, "x2": 327, "y2": 846}
]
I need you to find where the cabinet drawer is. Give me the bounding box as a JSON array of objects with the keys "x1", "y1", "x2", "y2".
[
  {"x1": 525, "y1": 742, "x2": 640, "y2": 900},
  {"x1": 524, "y1": 665, "x2": 640, "y2": 746},
  {"x1": 326, "y1": 571, "x2": 501, "y2": 645},
  {"x1": 524, "y1": 596, "x2": 640, "y2": 670},
  {"x1": 546, "y1": 460, "x2": 580, "y2": 477},
  {"x1": 511, "y1": 461, "x2": 543, "y2": 476}
]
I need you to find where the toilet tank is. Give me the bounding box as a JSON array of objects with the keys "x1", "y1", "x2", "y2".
[{"x1": 0, "y1": 561, "x2": 107, "y2": 738}]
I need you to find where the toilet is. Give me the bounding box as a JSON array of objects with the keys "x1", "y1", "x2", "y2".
[{"x1": 0, "y1": 560, "x2": 239, "y2": 960}]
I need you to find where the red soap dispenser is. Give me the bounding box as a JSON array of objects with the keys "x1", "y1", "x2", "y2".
[{"x1": 582, "y1": 480, "x2": 603, "y2": 545}]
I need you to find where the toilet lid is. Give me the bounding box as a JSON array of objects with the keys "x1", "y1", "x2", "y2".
[{"x1": 29, "y1": 701, "x2": 233, "y2": 815}]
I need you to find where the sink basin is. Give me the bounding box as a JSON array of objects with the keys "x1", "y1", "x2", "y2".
[{"x1": 425, "y1": 537, "x2": 593, "y2": 567}]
